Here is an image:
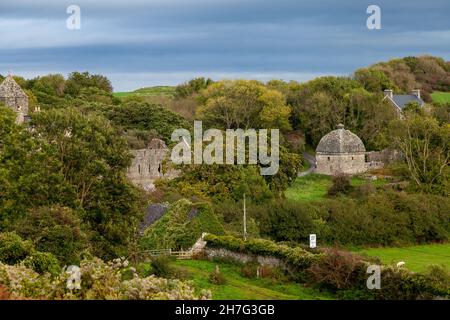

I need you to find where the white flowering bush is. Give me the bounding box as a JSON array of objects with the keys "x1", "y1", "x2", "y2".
[{"x1": 0, "y1": 257, "x2": 211, "y2": 300}]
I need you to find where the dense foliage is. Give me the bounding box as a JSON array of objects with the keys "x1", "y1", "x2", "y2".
[
  {"x1": 0, "y1": 257, "x2": 211, "y2": 300},
  {"x1": 256, "y1": 192, "x2": 450, "y2": 246},
  {"x1": 141, "y1": 199, "x2": 225, "y2": 250},
  {"x1": 0, "y1": 107, "x2": 144, "y2": 261}
]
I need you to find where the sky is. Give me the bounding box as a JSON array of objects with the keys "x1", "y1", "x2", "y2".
[{"x1": 0, "y1": 0, "x2": 449, "y2": 91}]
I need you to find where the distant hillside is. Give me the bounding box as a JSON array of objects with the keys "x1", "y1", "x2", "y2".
[
  {"x1": 114, "y1": 86, "x2": 176, "y2": 98},
  {"x1": 355, "y1": 55, "x2": 450, "y2": 102}
]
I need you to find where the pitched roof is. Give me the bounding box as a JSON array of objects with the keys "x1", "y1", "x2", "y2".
[
  {"x1": 386, "y1": 94, "x2": 425, "y2": 110},
  {"x1": 0, "y1": 75, "x2": 27, "y2": 98},
  {"x1": 316, "y1": 124, "x2": 366, "y2": 154}
]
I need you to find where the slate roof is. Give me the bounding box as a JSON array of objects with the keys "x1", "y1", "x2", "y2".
[
  {"x1": 316, "y1": 124, "x2": 366, "y2": 154},
  {"x1": 391, "y1": 94, "x2": 425, "y2": 109}
]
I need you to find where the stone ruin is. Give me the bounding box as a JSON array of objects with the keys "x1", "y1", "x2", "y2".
[
  {"x1": 0, "y1": 75, "x2": 29, "y2": 124},
  {"x1": 127, "y1": 138, "x2": 177, "y2": 191}
]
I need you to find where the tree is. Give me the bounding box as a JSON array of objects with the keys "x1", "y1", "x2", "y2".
[
  {"x1": 197, "y1": 80, "x2": 291, "y2": 131},
  {"x1": 354, "y1": 68, "x2": 396, "y2": 92},
  {"x1": 0, "y1": 107, "x2": 144, "y2": 259},
  {"x1": 106, "y1": 101, "x2": 191, "y2": 144},
  {"x1": 175, "y1": 77, "x2": 213, "y2": 99},
  {"x1": 13, "y1": 205, "x2": 89, "y2": 265},
  {"x1": 65, "y1": 71, "x2": 113, "y2": 96},
  {"x1": 389, "y1": 115, "x2": 450, "y2": 195}
]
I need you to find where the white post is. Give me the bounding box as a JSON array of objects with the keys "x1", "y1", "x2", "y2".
[{"x1": 243, "y1": 193, "x2": 247, "y2": 240}]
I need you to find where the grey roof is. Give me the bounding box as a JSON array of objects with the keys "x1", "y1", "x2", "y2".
[
  {"x1": 391, "y1": 95, "x2": 425, "y2": 109},
  {"x1": 316, "y1": 124, "x2": 366, "y2": 154}
]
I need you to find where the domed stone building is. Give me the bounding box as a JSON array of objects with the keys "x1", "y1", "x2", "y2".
[{"x1": 315, "y1": 124, "x2": 367, "y2": 175}]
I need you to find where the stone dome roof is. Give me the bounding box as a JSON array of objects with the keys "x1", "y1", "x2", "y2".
[{"x1": 316, "y1": 124, "x2": 366, "y2": 154}]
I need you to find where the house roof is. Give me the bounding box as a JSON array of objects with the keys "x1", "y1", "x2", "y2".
[
  {"x1": 316, "y1": 124, "x2": 366, "y2": 154},
  {"x1": 388, "y1": 94, "x2": 425, "y2": 110}
]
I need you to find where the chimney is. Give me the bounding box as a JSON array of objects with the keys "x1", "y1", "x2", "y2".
[
  {"x1": 412, "y1": 89, "x2": 421, "y2": 99},
  {"x1": 384, "y1": 89, "x2": 393, "y2": 99}
]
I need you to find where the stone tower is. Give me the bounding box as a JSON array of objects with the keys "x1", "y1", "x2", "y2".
[{"x1": 0, "y1": 75, "x2": 29, "y2": 124}]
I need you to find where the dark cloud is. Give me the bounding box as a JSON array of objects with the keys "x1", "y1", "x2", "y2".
[{"x1": 0, "y1": 0, "x2": 448, "y2": 91}]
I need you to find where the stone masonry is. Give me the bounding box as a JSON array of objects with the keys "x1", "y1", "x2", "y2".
[{"x1": 0, "y1": 75, "x2": 29, "y2": 124}]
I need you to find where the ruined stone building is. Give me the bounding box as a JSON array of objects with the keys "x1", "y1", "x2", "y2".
[
  {"x1": 0, "y1": 75, "x2": 29, "y2": 124},
  {"x1": 127, "y1": 138, "x2": 176, "y2": 191}
]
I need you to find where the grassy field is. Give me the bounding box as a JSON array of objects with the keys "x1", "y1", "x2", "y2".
[
  {"x1": 285, "y1": 174, "x2": 386, "y2": 202},
  {"x1": 356, "y1": 243, "x2": 450, "y2": 273},
  {"x1": 171, "y1": 259, "x2": 333, "y2": 300},
  {"x1": 114, "y1": 86, "x2": 176, "y2": 98},
  {"x1": 431, "y1": 92, "x2": 450, "y2": 103}
]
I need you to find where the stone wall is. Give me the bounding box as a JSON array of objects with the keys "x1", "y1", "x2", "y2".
[
  {"x1": 204, "y1": 247, "x2": 286, "y2": 269},
  {"x1": 366, "y1": 149, "x2": 403, "y2": 164},
  {"x1": 316, "y1": 153, "x2": 366, "y2": 175},
  {"x1": 127, "y1": 141, "x2": 169, "y2": 191}
]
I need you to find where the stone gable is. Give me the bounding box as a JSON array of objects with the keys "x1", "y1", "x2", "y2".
[{"x1": 0, "y1": 75, "x2": 29, "y2": 124}]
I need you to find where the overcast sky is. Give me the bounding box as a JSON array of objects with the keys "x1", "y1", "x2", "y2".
[{"x1": 0, "y1": 0, "x2": 449, "y2": 91}]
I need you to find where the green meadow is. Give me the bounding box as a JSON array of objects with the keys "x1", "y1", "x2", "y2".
[
  {"x1": 356, "y1": 243, "x2": 450, "y2": 273},
  {"x1": 170, "y1": 259, "x2": 333, "y2": 300},
  {"x1": 431, "y1": 91, "x2": 450, "y2": 103},
  {"x1": 114, "y1": 86, "x2": 176, "y2": 98},
  {"x1": 285, "y1": 174, "x2": 387, "y2": 202}
]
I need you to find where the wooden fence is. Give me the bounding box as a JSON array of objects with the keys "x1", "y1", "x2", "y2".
[{"x1": 137, "y1": 248, "x2": 195, "y2": 260}]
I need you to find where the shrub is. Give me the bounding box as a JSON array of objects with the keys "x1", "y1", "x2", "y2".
[
  {"x1": 258, "y1": 191, "x2": 450, "y2": 246},
  {"x1": 0, "y1": 232, "x2": 34, "y2": 265},
  {"x1": 307, "y1": 248, "x2": 367, "y2": 290},
  {"x1": 14, "y1": 206, "x2": 89, "y2": 265},
  {"x1": 0, "y1": 257, "x2": 211, "y2": 300},
  {"x1": 0, "y1": 285, "x2": 10, "y2": 300},
  {"x1": 140, "y1": 199, "x2": 225, "y2": 250},
  {"x1": 241, "y1": 262, "x2": 258, "y2": 278},
  {"x1": 150, "y1": 255, "x2": 174, "y2": 278},
  {"x1": 209, "y1": 265, "x2": 226, "y2": 285},
  {"x1": 375, "y1": 266, "x2": 450, "y2": 300},
  {"x1": 22, "y1": 251, "x2": 60, "y2": 276},
  {"x1": 327, "y1": 174, "x2": 353, "y2": 196}
]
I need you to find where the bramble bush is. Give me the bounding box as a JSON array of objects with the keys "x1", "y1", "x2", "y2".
[
  {"x1": 0, "y1": 232, "x2": 34, "y2": 265},
  {"x1": 0, "y1": 257, "x2": 211, "y2": 300},
  {"x1": 0, "y1": 232, "x2": 61, "y2": 275}
]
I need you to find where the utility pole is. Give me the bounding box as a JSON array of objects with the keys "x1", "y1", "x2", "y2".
[{"x1": 243, "y1": 193, "x2": 247, "y2": 240}]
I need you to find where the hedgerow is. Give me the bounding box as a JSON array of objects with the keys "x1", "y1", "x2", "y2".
[
  {"x1": 204, "y1": 234, "x2": 449, "y2": 299},
  {"x1": 204, "y1": 234, "x2": 320, "y2": 271}
]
